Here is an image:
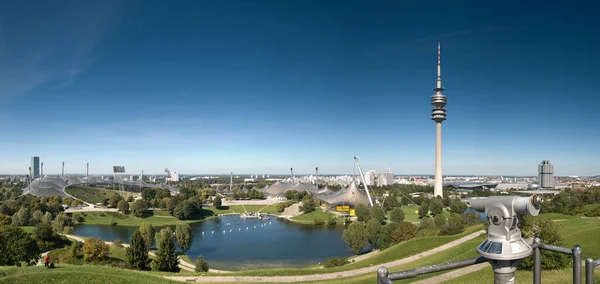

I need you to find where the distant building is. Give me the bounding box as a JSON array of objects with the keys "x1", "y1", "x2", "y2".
[
  {"x1": 364, "y1": 170, "x2": 377, "y2": 186},
  {"x1": 377, "y1": 173, "x2": 386, "y2": 186},
  {"x1": 538, "y1": 160, "x2": 555, "y2": 188},
  {"x1": 384, "y1": 168, "x2": 394, "y2": 185},
  {"x1": 31, "y1": 156, "x2": 40, "y2": 179},
  {"x1": 169, "y1": 172, "x2": 180, "y2": 182}
]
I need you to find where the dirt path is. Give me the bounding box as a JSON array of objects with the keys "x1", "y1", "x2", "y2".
[
  {"x1": 164, "y1": 230, "x2": 485, "y2": 283},
  {"x1": 280, "y1": 203, "x2": 301, "y2": 219}
]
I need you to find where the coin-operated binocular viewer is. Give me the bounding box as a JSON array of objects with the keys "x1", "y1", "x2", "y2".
[{"x1": 467, "y1": 195, "x2": 542, "y2": 283}]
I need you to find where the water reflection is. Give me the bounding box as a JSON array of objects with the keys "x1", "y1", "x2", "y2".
[{"x1": 74, "y1": 215, "x2": 353, "y2": 270}]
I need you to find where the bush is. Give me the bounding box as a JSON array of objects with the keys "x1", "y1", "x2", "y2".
[
  {"x1": 62, "y1": 226, "x2": 75, "y2": 234},
  {"x1": 419, "y1": 217, "x2": 436, "y2": 230},
  {"x1": 377, "y1": 223, "x2": 399, "y2": 250},
  {"x1": 109, "y1": 220, "x2": 117, "y2": 226},
  {"x1": 433, "y1": 214, "x2": 446, "y2": 229},
  {"x1": 416, "y1": 229, "x2": 439, "y2": 237},
  {"x1": 82, "y1": 237, "x2": 109, "y2": 262},
  {"x1": 391, "y1": 222, "x2": 417, "y2": 243},
  {"x1": 327, "y1": 217, "x2": 337, "y2": 226},
  {"x1": 300, "y1": 195, "x2": 316, "y2": 213},
  {"x1": 117, "y1": 200, "x2": 130, "y2": 213},
  {"x1": 194, "y1": 256, "x2": 210, "y2": 272},
  {"x1": 585, "y1": 205, "x2": 600, "y2": 217},
  {"x1": 389, "y1": 207, "x2": 405, "y2": 223},
  {"x1": 324, "y1": 257, "x2": 349, "y2": 268},
  {"x1": 520, "y1": 216, "x2": 570, "y2": 270},
  {"x1": 439, "y1": 213, "x2": 465, "y2": 236},
  {"x1": 277, "y1": 201, "x2": 295, "y2": 212},
  {"x1": 113, "y1": 239, "x2": 123, "y2": 247},
  {"x1": 464, "y1": 211, "x2": 483, "y2": 225},
  {"x1": 70, "y1": 241, "x2": 83, "y2": 258}
]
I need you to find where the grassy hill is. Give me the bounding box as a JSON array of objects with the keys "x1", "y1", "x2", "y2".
[
  {"x1": 291, "y1": 210, "x2": 336, "y2": 224},
  {"x1": 0, "y1": 265, "x2": 179, "y2": 284},
  {"x1": 65, "y1": 186, "x2": 137, "y2": 204}
]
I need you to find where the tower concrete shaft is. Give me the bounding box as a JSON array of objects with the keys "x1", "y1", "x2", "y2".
[{"x1": 431, "y1": 42, "x2": 447, "y2": 198}]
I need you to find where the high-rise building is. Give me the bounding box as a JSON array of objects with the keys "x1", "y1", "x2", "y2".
[
  {"x1": 431, "y1": 43, "x2": 447, "y2": 198},
  {"x1": 384, "y1": 168, "x2": 394, "y2": 185},
  {"x1": 377, "y1": 173, "x2": 386, "y2": 186},
  {"x1": 538, "y1": 160, "x2": 555, "y2": 188},
  {"x1": 364, "y1": 170, "x2": 377, "y2": 186},
  {"x1": 31, "y1": 156, "x2": 40, "y2": 179},
  {"x1": 170, "y1": 172, "x2": 180, "y2": 182}
]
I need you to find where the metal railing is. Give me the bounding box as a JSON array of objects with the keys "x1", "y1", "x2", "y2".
[{"x1": 377, "y1": 238, "x2": 598, "y2": 284}]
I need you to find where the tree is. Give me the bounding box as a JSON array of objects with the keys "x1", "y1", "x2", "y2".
[
  {"x1": 434, "y1": 214, "x2": 446, "y2": 229},
  {"x1": 419, "y1": 217, "x2": 436, "y2": 230},
  {"x1": 31, "y1": 210, "x2": 44, "y2": 224},
  {"x1": 391, "y1": 222, "x2": 417, "y2": 243},
  {"x1": 127, "y1": 195, "x2": 135, "y2": 202},
  {"x1": 70, "y1": 241, "x2": 83, "y2": 258},
  {"x1": 0, "y1": 225, "x2": 40, "y2": 265},
  {"x1": 439, "y1": 213, "x2": 465, "y2": 236},
  {"x1": 195, "y1": 256, "x2": 210, "y2": 272},
  {"x1": 377, "y1": 223, "x2": 399, "y2": 250},
  {"x1": 354, "y1": 204, "x2": 370, "y2": 222},
  {"x1": 382, "y1": 197, "x2": 400, "y2": 211},
  {"x1": 300, "y1": 194, "x2": 316, "y2": 213},
  {"x1": 212, "y1": 196, "x2": 222, "y2": 209},
  {"x1": 152, "y1": 228, "x2": 180, "y2": 272},
  {"x1": 118, "y1": 200, "x2": 130, "y2": 213},
  {"x1": 175, "y1": 223, "x2": 194, "y2": 253},
  {"x1": 365, "y1": 219, "x2": 382, "y2": 245},
  {"x1": 11, "y1": 207, "x2": 30, "y2": 226},
  {"x1": 464, "y1": 211, "x2": 483, "y2": 225},
  {"x1": 370, "y1": 205, "x2": 385, "y2": 224},
  {"x1": 449, "y1": 200, "x2": 468, "y2": 215},
  {"x1": 82, "y1": 237, "x2": 109, "y2": 262},
  {"x1": 109, "y1": 194, "x2": 123, "y2": 208},
  {"x1": 126, "y1": 229, "x2": 150, "y2": 270},
  {"x1": 138, "y1": 223, "x2": 155, "y2": 249},
  {"x1": 389, "y1": 207, "x2": 405, "y2": 223},
  {"x1": 429, "y1": 198, "x2": 444, "y2": 216},
  {"x1": 520, "y1": 217, "x2": 570, "y2": 270},
  {"x1": 130, "y1": 200, "x2": 149, "y2": 218},
  {"x1": 342, "y1": 223, "x2": 368, "y2": 254},
  {"x1": 174, "y1": 200, "x2": 195, "y2": 220},
  {"x1": 52, "y1": 212, "x2": 72, "y2": 234},
  {"x1": 42, "y1": 212, "x2": 53, "y2": 225}
]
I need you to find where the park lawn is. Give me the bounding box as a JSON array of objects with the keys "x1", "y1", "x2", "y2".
[
  {"x1": 234, "y1": 204, "x2": 281, "y2": 215},
  {"x1": 0, "y1": 265, "x2": 179, "y2": 284},
  {"x1": 538, "y1": 213, "x2": 577, "y2": 220},
  {"x1": 559, "y1": 217, "x2": 600, "y2": 258},
  {"x1": 291, "y1": 210, "x2": 335, "y2": 224},
  {"x1": 75, "y1": 211, "x2": 211, "y2": 227},
  {"x1": 65, "y1": 186, "x2": 137, "y2": 204},
  {"x1": 219, "y1": 225, "x2": 484, "y2": 277},
  {"x1": 401, "y1": 205, "x2": 420, "y2": 223},
  {"x1": 19, "y1": 226, "x2": 35, "y2": 234}
]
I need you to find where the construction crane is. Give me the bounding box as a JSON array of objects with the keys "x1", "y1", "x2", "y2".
[
  {"x1": 290, "y1": 167, "x2": 295, "y2": 183},
  {"x1": 354, "y1": 156, "x2": 374, "y2": 207}
]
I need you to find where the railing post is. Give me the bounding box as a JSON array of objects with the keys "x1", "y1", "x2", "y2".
[
  {"x1": 573, "y1": 245, "x2": 582, "y2": 284},
  {"x1": 377, "y1": 267, "x2": 389, "y2": 284},
  {"x1": 585, "y1": 258, "x2": 595, "y2": 284},
  {"x1": 533, "y1": 238, "x2": 541, "y2": 284}
]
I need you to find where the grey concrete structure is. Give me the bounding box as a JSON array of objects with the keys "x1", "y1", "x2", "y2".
[
  {"x1": 431, "y1": 43, "x2": 447, "y2": 198},
  {"x1": 316, "y1": 182, "x2": 372, "y2": 207}
]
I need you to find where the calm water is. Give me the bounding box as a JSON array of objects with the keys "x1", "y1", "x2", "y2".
[{"x1": 74, "y1": 215, "x2": 353, "y2": 270}]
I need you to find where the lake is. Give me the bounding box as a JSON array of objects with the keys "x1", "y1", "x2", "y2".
[{"x1": 74, "y1": 214, "x2": 354, "y2": 270}]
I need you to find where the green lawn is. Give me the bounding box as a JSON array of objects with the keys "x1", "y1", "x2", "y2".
[
  {"x1": 538, "y1": 213, "x2": 577, "y2": 220},
  {"x1": 65, "y1": 186, "x2": 137, "y2": 204},
  {"x1": 0, "y1": 265, "x2": 179, "y2": 284},
  {"x1": 76, "y1": 210, "x2": 212, "y2": 227},
  {"x1": 443, "y1": 266, "x2": 600, "y2": 284},
  {"x1": 217, "y1": 225, "x2": 483, "y2": 277},
  {"x1": 291, "y1": 210, "x2": 335, "y2": 224},
  {"x1": 401, "y1": 205, "x2": 421, "y2": 223}
]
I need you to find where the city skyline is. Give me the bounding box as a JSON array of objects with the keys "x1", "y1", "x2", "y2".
[{"x1": 0, "y1": 1, "x2": 599, "y2": 176}]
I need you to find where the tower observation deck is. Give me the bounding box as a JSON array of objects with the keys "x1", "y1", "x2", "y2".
[{"x1": 432, "y1": 42, "x2": 447, "y2": 198}]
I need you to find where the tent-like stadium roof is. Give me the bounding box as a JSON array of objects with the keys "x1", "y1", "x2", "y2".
[
  {"x1": 22, "y1": 176, "x2": 179, "y2": 199},
  {"x1": 315, "y1": 182, "x2": 371, "y2": 207},
  {"x1": 263, "y1": 181, "x2": 295, "y2": 195},
  {"x1": 317, "y1": 187, "x2": 334, "y2": 196}
]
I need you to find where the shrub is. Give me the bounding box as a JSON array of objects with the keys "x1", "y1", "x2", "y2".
[
  {"x1": 194, "y1": 256, "x2": 210, "y2": 272},
  {"x1": 419, "y1": 217, "x2": 436, "y2": 230},
  {"x1": 62, "y1": 226, "x2": 75, "y2": 234},
  {"x1": 433, "y1": 214, "x2": 446, "y2": 229},
  {"x1": 117, "y1": 200, "x2": 130, "y2": 213},
  {"x1": 113, "y1": 239, "x2": 123, "y2": 247},
  {"x1": 439, "y1": 214, "x2": 465, "y2": 236},
  {"x1": 82, "y1": 237, "x2": 109, "y2": 262},
  {"x1": 391, "y1": 222, "x2": 417, "y2": 243},
  {"x1": 520, "y1": 217, "x2": 570, "y2": 270},
  {"x1": 464, "y1": 211, "x2": 483, "y2": 225},
  {"x1": 389, "y1": 207, "x2": 405, "y2": 223},
  {"x1": 327, "y1": 217, "x2": 337, "y2": 226},
  {"x1": 416, "y1": 229, "x2": 439, "y2": 237},
  {"x1": 70, "y1": 241, "x2": 83, "y2": 258},
  {"x1": 313, "y1": 218, "x2": 325, "y2": 226},
  {"x1": 277, "y1": 201, "x2": 295, "y2": 212},
  {"x1": 324, "y1": 257, "x2": 349, "y2": 268},
  {"x1": 109, "y1": 220, "x2": 117, "y2": 226}
]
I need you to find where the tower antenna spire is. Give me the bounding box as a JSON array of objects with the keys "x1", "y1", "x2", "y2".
[{"x1": 437, "y1": 42, "x2": 442, "y2": 89}]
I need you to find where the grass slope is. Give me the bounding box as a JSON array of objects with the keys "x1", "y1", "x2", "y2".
[
  {"x1": 77, "y1": 210, "x2": 210, "y2": 226},
  {"x1": 291, "y1": 210, "x2": 335, "y2": 224},
  {"x1": 65, "y1": 186, "x2": 136, "y2": 204},
  {"x1": 0, "y1": 265, "x2": 178, "y2": 284}
]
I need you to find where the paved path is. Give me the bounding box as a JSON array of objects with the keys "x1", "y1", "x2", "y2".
[{"x1": 164, "y1": 230, "x2": 485, "y2": 283}]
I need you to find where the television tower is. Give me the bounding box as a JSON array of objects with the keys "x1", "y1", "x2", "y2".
[{"x1": 431, "y1": 42, "x2": 447, "y2": 198}]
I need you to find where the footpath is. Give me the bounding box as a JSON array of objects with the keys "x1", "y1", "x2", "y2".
[{"x1": 164, "y1": 230, "x2": 485, "y2": 283}]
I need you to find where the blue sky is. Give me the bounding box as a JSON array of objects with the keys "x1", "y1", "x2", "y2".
[{"x1": 0, "y1": 0, "x2": 598, "y2": 176}]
